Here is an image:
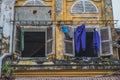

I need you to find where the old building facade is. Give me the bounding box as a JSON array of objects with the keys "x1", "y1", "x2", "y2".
[{"x1": 0, "y1": 0, "x2": 119, "y2": 77}]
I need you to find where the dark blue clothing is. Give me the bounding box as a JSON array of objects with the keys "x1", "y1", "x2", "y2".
[
  {"x1": 75, "y1": 24, "x2": 86, "y2": 54},
  {"x1": 61, "y1": 25, "x2": 68, "y2": 33},
  {"x1": 93, "y1": 28, "x2": 100, "y2": 55}
]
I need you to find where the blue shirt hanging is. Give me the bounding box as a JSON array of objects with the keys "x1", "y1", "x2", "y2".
[
  {"x1": 75, "y1": 24, "x2": 86, "y2": 54},
  {"x1": 93, "y1": 28, "x2": 100, "y2": 55},
  {"x1": 61, "y1": 25, "x2": 69, "y2": 33}
]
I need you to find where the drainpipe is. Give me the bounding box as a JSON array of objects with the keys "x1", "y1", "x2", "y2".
[
  {"x1": 0, "y1": 22, "x2": 14, "y2": 77},
  {"x1": 0, "y1": 0, "x2": 16, "y2": 77}
]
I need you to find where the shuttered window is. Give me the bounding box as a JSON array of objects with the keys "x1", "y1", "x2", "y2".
[
  {"x1": 71, "y1": 0, "x2": 98, "y2": 14},
  {"x1": 64, "y1": 26, "x2": 113, "y2": 57},
  {"x1": 64, "y1": 27, "x2": 75, "y2": 57},
  {"x1": 14, "y1": 26, "x2": 54, "y2": 57},
  {"x1": 46, "y1": 27, "x2": 54, "y2": 56},
  {"x1": 100, "y1": 27, "x2": 113, "y2": 56},
  {"x1": 14, "y1": 26, "x2": 21, "y2": 55}
]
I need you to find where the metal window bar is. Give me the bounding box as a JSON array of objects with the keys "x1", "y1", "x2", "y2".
[
  {"x1": 56, "y1": 20, "x2": 118, "y2": 26},
  {"x1": 10, "y1": 20, "x2": 118, "y2": 26},
  {"x1": 14, "y1": 20, "x2": 53, "y2": 26}
]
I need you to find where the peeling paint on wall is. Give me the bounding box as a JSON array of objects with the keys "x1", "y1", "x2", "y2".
[
  {"x1": 1, "y1": 37, "x2": 10, "y2": 54},
  {"x1": 0, "y1": 0, "x2": 15, "y2": 54}
]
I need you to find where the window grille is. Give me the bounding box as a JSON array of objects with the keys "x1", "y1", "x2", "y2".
[{"x1": 71, "y1": 0, "x2": 98, "y2": 14}]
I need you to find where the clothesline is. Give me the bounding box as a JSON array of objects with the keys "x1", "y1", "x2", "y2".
[
  {"x1": 10, "y1": 20, "x2": 118, "y2": 26},
  {"x1": 62, "y1": 24, "x2": 100, "y2": 56},
  {"x1": 57, "y1": 20, "x2": 118, "y2": 25}
]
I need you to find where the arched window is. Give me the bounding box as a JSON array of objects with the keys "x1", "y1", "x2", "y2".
[
  {"x1": 71, "y1": 0, "x2": 98, "y2": 14},
  {"x1": 23, "y1": 0, "x2": 45, "y2": 6}
]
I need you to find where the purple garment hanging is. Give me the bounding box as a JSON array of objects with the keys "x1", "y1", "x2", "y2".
[
  {"x1": 75, "y1": 24, "x2": 86, "y2": 54},
  {"x1": 93, "y1": 28, "x2": 100, "y2": 55}
]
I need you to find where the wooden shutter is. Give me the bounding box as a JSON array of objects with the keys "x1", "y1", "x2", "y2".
[
  {"x1": 64, "y1": 27, "x2": 75, "y2": 57},
  {"x1": 100, "y1": 27, "x2": 113, "y2": 56},
  {"x1": 46, "y1": 26, "x2": 54, "y2": 56},
  {"x1": 14, "y1": 26, "x2": 21, "y2": 55}
]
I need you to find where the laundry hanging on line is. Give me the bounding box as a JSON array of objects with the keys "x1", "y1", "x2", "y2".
[
  {"x1": 92, "y1": 28, "x2": 100, "y2": 55},
  {"x1": 61, "y1": 24, "x2": 100, "y2": 56},
  {"x1": 61, "y1": 25, "x2": 74, "y2": 39},
  {"x1": 61, "y1": 25, "x2": 69, "y2": 33},
  {"x1": 75, "y1": 24, "x2": 86, "y2": 54}
]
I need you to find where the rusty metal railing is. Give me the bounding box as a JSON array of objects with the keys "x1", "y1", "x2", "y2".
[{"x1": 10, "y1": 20, "x2": 119, "y2": 26}]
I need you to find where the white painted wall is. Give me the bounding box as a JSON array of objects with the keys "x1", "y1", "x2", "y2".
[
  {"x1": 112, "y1": 0, "x2": 120, "y2": 28},
  {"x1": 0, "y1": 0, "x2": 15, "y2": 37}
]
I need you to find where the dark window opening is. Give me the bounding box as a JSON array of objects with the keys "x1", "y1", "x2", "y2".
[
  {"x1": 75, "y1": 32, "x2": 98, "y2": 57},
  {"x1": 22, "y1": 32, "x2": 45, "y2": 57}
]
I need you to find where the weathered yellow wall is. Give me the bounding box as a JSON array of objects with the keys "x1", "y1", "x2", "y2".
[
  {"x1": 14, "y1": 0, "x2": 118, "y2": 59},
  {"x1": 55, "y1": 0, "x2": 116, "y2": 59}
]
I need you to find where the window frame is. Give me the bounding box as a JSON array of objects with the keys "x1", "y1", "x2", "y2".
[
  {"x1": 13, "y1": 26, "x2": 54, "y2": 58},
  {"x1": 71, "y1": 0, "x2": 99, "y2": 14},
  {"x1": 23, "y1": 0, "x2": 46, "y2": 6},
  {"x1": 46, "y1": 26, "x2": 55, "y2": 56},
  {"x1": 63, "y1": 27, "x2": 75, "y2": 57},
  {"x1": 100, "y1": 26, "x2": 113, "y2": 56},
  {"x1": 64, "y1": 26, "x2": 113, "y2": 57}
]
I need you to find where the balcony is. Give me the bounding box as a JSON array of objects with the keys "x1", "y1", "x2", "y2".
[{"x1": 9, "y1": 57, "x2": 120, "y2": 71}]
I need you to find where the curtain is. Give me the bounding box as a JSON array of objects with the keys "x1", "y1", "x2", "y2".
[{"x1": 21, "y1": 27, "x2": 24, "y2": 51}]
